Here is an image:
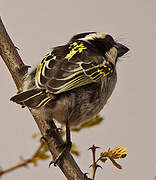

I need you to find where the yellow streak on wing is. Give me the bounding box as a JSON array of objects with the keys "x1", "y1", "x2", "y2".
[
  {"x1": 88, "y1": 66, "x2": 113, "y2": 81},
  {"x1": 22, "y1": 91, "x2": 43, "y2": 102},
  {"x1": 55, "y1": 75, "x2": 89, "y2": 94},
  {"x1": 83, "y1": 68, "x2": 102, "y2": 80},
  {"x1": 36, "y1": 96, "x2": 51, "y2": 108},
  {"x1": 92, "y1": 71, "x2": 109, "y2": 81},
  {"x1": 35, "y1": 63, "x2": 43, "y2": 88},
  {"x1": 52, "y1": 74, "x2": 85, "y2": 91},
  {"x1": 64, "y1": 76, "x2": 85, "y2": 89},
  {"x1": 55, "y1": 69, "x2": 83, "y2": 81},
  {"x1": 35, "y1": 53, "x2": 52, "y2": 87},
  {"x1": 65, "y1": 42, "x2": 87, "y2": 60}
]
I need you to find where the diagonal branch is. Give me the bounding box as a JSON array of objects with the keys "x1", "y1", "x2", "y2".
[{"x1": 0, "y1": 17, "x2": 88, "y2": 180}]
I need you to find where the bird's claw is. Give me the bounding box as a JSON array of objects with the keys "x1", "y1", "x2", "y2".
[
  {"x1": 46, "y1": 127, "x2": 62, "y2": 137},
  {"x1": 40, "y1": 136, "x2": 47, "y2": 143},
  {"x1": 49, "y1": 160, "x2": 57, "y2": 167}
]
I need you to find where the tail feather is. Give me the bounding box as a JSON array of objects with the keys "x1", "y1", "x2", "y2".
[{"x1": 10, "y1": 89, "x2": 53, "y2": 108}]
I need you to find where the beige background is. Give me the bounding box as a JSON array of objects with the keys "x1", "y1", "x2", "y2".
[{"x1": 0, "y1": 0, "x2": 156, "y2": 179}]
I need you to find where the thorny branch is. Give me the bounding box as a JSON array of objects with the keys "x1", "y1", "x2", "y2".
[
  {"x1": 89, "y1": 145, "x2": 101, "y2": 180},
  {"x1": 89, "y1": 145, "x2": 127, "y2": 180},
  {"x1": 0, "y1": 17, "x2": 88, "y2": 180}
]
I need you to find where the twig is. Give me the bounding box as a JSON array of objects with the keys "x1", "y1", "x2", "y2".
[
  {"x1": 89, "y1": 145, "x2": 102, "y2": 180},
  {"x1": 0, "y1": 143, "x2": 44, "y2": 177}
]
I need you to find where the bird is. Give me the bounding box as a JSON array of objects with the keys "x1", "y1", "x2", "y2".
[{"x1": 10, "y1": 32, "x2": 129, "y2": 164}]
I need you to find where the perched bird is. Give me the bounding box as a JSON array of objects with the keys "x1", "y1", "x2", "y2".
[{"x1": 10, "y1": 32, "x2": 129, "y2": 159}]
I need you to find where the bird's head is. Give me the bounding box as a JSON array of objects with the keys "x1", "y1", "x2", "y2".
[{"x1": 69, "y1": 32, "x2": 129, "y2": 64}]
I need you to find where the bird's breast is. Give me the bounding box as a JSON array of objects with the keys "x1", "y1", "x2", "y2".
[{"x1": 50, "y1": 71, "x2": 117, "y2": 127}]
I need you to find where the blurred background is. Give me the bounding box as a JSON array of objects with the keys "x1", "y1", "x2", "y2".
[{"x1": 0, "y1": 0, "x2": 156, "y2": 179}]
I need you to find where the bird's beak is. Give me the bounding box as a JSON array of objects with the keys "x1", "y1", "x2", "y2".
[{"x1": 115, "y1": 43, "x2": 129, "y2": 57}]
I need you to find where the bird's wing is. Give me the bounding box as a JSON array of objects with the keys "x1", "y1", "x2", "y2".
[{"x1": 35, "y1": 42, "x2": 114, "y2": 94}]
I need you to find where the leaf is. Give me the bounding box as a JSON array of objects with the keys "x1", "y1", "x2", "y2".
[
  {"x1": 108, "y1": 146, "x2": 127, "y2": 159},
  {"x1": 40, "y1": 144, "x2": 49, "y2": 154},
  {"x1": 71, "y1": 150, "x2": 80, "y2": 156},
  {"x1": 31, "y1": 157, "x2": 38, "y2": 167},
  {"x1": 109, "y1": 157, "x2": 122, "y2": 169},
  {"x1": 71, "y1": 144, "x2": 80, "y2": 156},
  {"x1": 32, "y1": 133, "x2": 38, "y2": 139},
  {"x1": 71, "y1": 115, "x2": 104, "y2": 132},
  {"x1": 38, "y1": 154, "x2": 50, "y2": 160}
]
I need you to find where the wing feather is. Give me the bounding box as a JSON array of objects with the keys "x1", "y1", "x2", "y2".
[{"x1": 35, "y1": 42, "x2": 114, "y2": 94}]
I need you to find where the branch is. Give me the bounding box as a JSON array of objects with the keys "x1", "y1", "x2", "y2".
[
  {"x1": 0, "y1": 17, "x2": 88, "y2": 180},
  {"x1": 0, "y1": 143, "x2": 44, "y2": 176}
]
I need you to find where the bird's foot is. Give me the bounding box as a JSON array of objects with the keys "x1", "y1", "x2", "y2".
[
  {"x1": 46, "y1": 127, "x2": 62, "y2": 137},
  {"x1": 40, "y1": 128, "x2": 62, "y2": 143}
]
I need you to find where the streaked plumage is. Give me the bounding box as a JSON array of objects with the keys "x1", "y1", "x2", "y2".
[{"x1": 10, "y1": 32, "x2": 129, "y2": 126}]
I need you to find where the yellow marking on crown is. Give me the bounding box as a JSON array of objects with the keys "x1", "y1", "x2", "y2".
[{"x1": 65, "y1": 42, "x2": 87, "y2": 60}]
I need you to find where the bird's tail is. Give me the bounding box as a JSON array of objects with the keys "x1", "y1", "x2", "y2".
[{"x1": 10, "y1": 89, "x2": 53, "y2": 108}]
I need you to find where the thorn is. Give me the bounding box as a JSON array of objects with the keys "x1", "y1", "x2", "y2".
[
  {"x1": 84, "y1": 172, "x2": 92, "y2": 180},
  {"x1": 84, "y1": 172, "x2": 88, "y2": 176},
  {"x1": 97, "y1": 164, "x2": 102, "y2": 169},
  {"x1": 24, "y1": 65, "x2": 31, "y2": 69},
  {"x1": 49, "y1": 161, "x2": 57, "y2": 167},
  {"x1": 49, "y1": 161, "x2": 54, "y2": 168},
  {"x1": 88, "y1": 145, "x2": 100, "y2": 151}
]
